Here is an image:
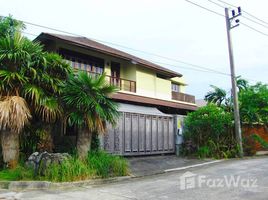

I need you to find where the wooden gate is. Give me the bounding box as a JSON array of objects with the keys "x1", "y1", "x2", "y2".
[{"x1": 102, "y1": 112, "x2": 175, "y2": 156}]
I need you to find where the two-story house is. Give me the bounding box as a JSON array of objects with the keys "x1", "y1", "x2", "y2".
[{"x1": 36, "y1": 33, "x2": 197, "y2": 155}]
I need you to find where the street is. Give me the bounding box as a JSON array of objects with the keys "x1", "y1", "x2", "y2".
[{"x1": 1, "y1": 157, "x2": 268, "y2": 200}]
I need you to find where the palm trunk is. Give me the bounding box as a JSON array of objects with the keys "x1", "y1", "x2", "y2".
[
  {"x1": 40, "y1": 124, "x2": 54, "y2": 153},
  {"x1": 76, "y1": 128, "x2": 92, "y2": 159},
  {"x1": 0, "y1": 129, "x2": 19, "y2": 168}
]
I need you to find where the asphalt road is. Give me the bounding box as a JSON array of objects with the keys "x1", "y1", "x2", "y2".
[{"x1": 1, "y1": 157, "x2": 268, "y2": 200}]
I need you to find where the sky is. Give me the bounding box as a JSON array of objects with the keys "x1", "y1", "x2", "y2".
[{"x1": 1, "y1": 0, "x2": 268, "y2": 99}]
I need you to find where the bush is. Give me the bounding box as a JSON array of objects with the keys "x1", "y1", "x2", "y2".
[
  {"x1": 86, "y1": 151, "x2": 128, "y2": 178},
  {"x1": 183, "y1": 104, "x2": 237, "y2": 158},
  {"x1": 43, "y1": 157, "x2": 94, "y2": 182},
  {"x1": 41, "y1": 151, "x2": 128, "y2": 182},
  {"x1": 0, "y1": 151, "x2": 128, "y2": 182},
  {"x1": 0, "y1": 166, "x2": 34, "y2": 181}
]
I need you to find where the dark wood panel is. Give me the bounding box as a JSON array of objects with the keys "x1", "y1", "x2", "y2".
[{"x1": 172, "y1": 91, "x2": 195, "y2": 104}]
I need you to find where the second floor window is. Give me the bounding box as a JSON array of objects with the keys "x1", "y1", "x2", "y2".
[
  {"x1": 65, "y1": 56, "x2": 104, "y2": 74},
  {"x1": 171, "y1": 83, "x2": 180, "y2": 92},
  {"x1": 59, "y1": 48, "x2": 104, "y2": 75}
]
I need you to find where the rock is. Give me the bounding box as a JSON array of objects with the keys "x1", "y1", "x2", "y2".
[{"x1": 26, "y1": 152, "x2": 71, "y2": 176}]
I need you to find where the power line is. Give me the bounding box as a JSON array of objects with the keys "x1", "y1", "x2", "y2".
[
  {"x1": 21, "y1": 31, "x2": 263, "y2": 83},
  {"x1": 20, "y1": 29, "x2": 232, "y2": 76},
  {"x1": 216, "y1": 0, "x2": 268, "y2": 26},
  {"x1": 184, "y1": 0, "x2": 268, "y2": 38},
  {"x1": 207, "y1": 0, "x2": 268, "y2": 30},
  {"x1": 240, "y1": 22, "x2": 268, "y2": 37},
  {"x1": 243, "y1": 10, "x2": 268, "y2": 26},
  {"x1": 242, "y1": 15, "x2": 268, "y2": 30},
  {"x1": 1, "y1": 14, "x2": 265, "y2": 84},
  {"x1": 0, "y1": 15, "x2": 233, "y2": 77},
  {"x1": 207, "y1": 0, "x2": 225, "y2": 9},
  {"x1": 183, "y1": 0, "x2": 224, "y2": 17}
]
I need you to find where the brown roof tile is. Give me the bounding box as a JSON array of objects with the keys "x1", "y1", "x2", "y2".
[{"x1": 36, "y1": 33, "x2": 182, "y2": 78}]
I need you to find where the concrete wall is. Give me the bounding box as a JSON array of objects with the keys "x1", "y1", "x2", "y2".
[
  {"x1": 155, "y1": 77, "x2": 171, "y2": 100},
  {"x1": 136, "y1": 66, "x2": 156, "y2": 98}
]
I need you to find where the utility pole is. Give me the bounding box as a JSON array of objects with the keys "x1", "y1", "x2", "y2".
[{"x1": 225, "y1": 7, "x2": 243, "y2": 157}]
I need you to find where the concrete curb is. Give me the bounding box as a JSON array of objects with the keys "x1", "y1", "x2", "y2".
[
  {"x1": 0, "y1": 159, "x2": 227, "y2": 191},
  {"x1": 0, "y1": 176, "x2": 132, "y2": 191}
]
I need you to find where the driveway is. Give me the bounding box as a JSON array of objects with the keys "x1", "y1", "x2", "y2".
[
  {"x1": 127, "y1": 155, "x2": 213, "y2": 176},
  {"x1": 1, "y1": 157, "x2": 268, "y2": 200}
]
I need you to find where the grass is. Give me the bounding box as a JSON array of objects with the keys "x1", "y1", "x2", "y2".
[
  {"x1": 0, "y1": 166, "x2": 34, "y2": 181},
  {"x1": 0, "y1": 151, "x2": 129, "y2": 182}
]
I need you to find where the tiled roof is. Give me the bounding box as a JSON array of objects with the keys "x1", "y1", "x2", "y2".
[{"x1": 36, "y1": 33, "x2": 182, "y2": 78}]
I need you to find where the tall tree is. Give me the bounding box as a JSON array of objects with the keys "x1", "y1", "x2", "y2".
[
  {"x1": 62, "y1": 72, "x2": 119, "y2": 159},
  {"x1": 239, "y1": 83, "x2": 268, "y2": 125},
  {"x1": 205, "y1": 85, "x2": 228, "y2": 107},
  {"x1": 0, "y1": 15, "x2": 25, "y2": 38},
  {"x1": 0, "y1": 29, "x2": 71, "y2": 167},
  {"x1": 205, "y1": 77, "x2": 249, "y2": 109},
  {"x1": 236, "y1": 76, "x2": 249, "y2": 92}
]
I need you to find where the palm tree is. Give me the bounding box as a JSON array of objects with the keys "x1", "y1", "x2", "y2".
[
  {"x1": 205, "y1": 85, "x2": 228, "y2": 107},
  {"x1": 0, "y1": 15, "x2": 25, "y2": 38},
  {"x1": 0, "y1": 33, "x2": 71, "y2": 168},
  {"x1": 62, "y1": 72, "x2": 119, "y2": 159},
  {"x1": 236, "y1": 76, "x2": 249, "y2": 92},
  {"x1": 205, "y1": 77, "x2": 249, "y2": 112}
]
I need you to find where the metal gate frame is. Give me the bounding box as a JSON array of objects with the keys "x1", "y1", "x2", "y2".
[{"x1": 101, "y1": 111, "x2": 175, "y2": 156}]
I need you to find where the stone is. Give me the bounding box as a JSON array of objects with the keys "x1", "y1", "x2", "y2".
[{"x1": 26, "y1": 151, "x2": 71, "y2": 176}]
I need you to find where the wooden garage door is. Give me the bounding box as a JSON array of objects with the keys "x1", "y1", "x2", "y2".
[{"x1": 103, "y1": 112, "x2": 175, "y2": 155}]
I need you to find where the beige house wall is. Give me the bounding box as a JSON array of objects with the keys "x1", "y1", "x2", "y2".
[{"x1": 52, "y1": 41, "x2": 193, "y2": 104}]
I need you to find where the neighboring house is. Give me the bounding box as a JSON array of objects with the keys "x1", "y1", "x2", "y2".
[
  {"x1": 196, "y1": 99, "x2": 207, "y2": 107},
  {"x1": 36, "y1": 33, "x2": 197, "y2": 155}
]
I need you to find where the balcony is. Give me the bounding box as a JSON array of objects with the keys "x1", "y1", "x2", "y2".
[
  {"x1": 79, "y1": 70, "x2": 136, "y2": 93},
  {"x1": 108, "y1": 76, "x2": 136, "y2": 93},
  {"x1": 172, "y1": 91, "x2": 195, "y2": 104}
]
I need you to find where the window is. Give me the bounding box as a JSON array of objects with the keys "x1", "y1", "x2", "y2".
[
  {"x1": 172, "y1": 83, "x2": 180, "y2": 92},
  {"x1": 59, "y1": 48, "x2": 104, "y2": 74}
]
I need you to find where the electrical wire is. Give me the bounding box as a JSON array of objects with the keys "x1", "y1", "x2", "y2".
[
  {"x1": 207, "y1": 0, "x2": 268, "y2": 30},
  {"x1": 216, "y1": 0, "x2": 268, "y2": 26},
  {"x1": 184, "y1": 0, "x2": 224, "y2": 17},
  {"x1": 0, "y1": 11, "x2": 266, "y2": 84},
  {"x1": 184, "y1": 0, "x2": 268, "y2": 38},
  {"x1": 0, "y1": 15, "x2": 233, "y2": 77}
]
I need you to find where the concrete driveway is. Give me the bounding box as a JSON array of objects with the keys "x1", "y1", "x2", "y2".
[
  {"x1": 1, "y1": 157, "x2": 268, "y2": 200},
  {"x1": 127, "y1": 155, "x2": 213, "y2": 176}
]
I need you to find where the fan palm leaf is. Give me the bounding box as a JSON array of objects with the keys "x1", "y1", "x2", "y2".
[{"x1": 0, "y1": 96, "x2": 31, "y2": 133}]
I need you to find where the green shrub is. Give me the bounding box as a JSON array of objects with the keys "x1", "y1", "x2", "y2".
[
  {"x1": 43, "y1": 157, "x2": 94, "y2": 182},
  {"x1": 86, "y1": 151, "x2": 128, "y2": 178},
  {"x1": 183, "y1": 104, "x2": 237, "y2": 158},
  {"x1": 197, "y1": 146, "x2": 210, "y2": 158},
  {"x1": 0, "y1": 151, "x2": 128, "y2": 182},
  {"x1": 42, "y1": 151, "x2": 128, "y2": 182},
  {"x1": 0, "y1": 166, "x2": 34, "y2": 181}
]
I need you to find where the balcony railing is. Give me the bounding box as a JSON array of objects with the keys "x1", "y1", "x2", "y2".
[
  {"x1": 76, "y1": 69, "x2": 136, "y2": 93},
  {"x1": 172, "y1": 91, "x2": 195, "y2": 104},
  {"x1": 108, "y1": 76, "x2": 136, "y2": 93}
]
